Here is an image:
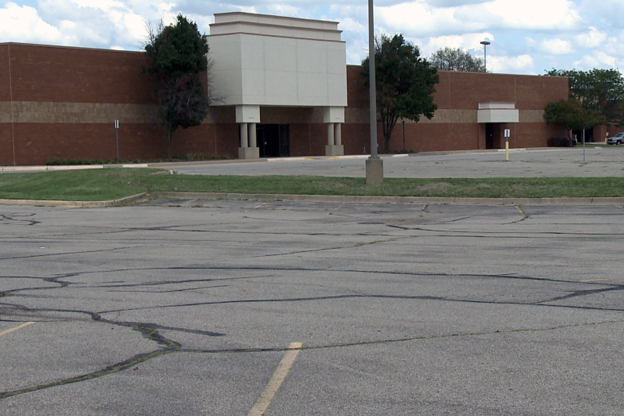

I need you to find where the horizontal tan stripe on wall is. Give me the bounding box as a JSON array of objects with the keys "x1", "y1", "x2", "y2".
[
  {"x1": 0, "y1": 101, "x2": 235, "y2": 124},
  {"x1": 0, "y1": 101, "x2": 547, "y2": 125},
  {"x1": 347, "y1": 108, "x2": 546, "y2": 124},
  {"x1": 0, "y1": 101, "x2": 160, "y2": 124},
  {"x1": 346, "y1": 108, "x2": 477, "y2": 124},
  {"x1": 520, "y1": 110, "x2": 546, "y2": 123}
]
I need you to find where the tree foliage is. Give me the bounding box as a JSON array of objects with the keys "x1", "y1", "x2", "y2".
[
  {"x1": 544, "y1": 99, "x2": 605, "y2": 140},
  {"x1": 430, "y1": 47, "x2": 485, "y2": 72},
  {"x1": 546, "y1": 68, "x2": 624, "y2": 127},
  {"x1": 361, "y1": 34, "x2": 439, "y2": 152},
  {"x1": 145, "y1": 15, "x2": 211, "y2": 157}
]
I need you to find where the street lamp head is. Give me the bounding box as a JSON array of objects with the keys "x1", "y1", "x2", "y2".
[{"x1": 480, "y1": 40, "x2": 491, "y2": 46}]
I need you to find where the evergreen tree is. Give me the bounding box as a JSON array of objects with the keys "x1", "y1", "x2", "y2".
[
  {"x1": 145, "y1": 15, "x2": 211, "y2": 158},
  {"x1": 362, "y1": 34, "x2": 439, "y2": 152}
]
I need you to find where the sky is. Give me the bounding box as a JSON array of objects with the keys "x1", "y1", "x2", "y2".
[{"x1": 1, "y1": 0, "x2": 623, "y2": 75}]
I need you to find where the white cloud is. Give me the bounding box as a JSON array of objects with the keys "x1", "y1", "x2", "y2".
[
  {"x1": 21, "y1": 0, "x2": 183, "y2": 50},
  {"x1": 489, "y1": 54, "x2": 534, "y2": 74},
  {"x1": 603, "y1": 35, "x2": 624, "y2": 58},
  {"x1": 376, "y1": 3, "x2": 479, "y2": 37},
  {"x1": 592, "y1": 51, "x2": 618, "y2": 67},
  {"x1": 573, "y1": 54, "x2": 600, "y2": 70},
  {"x1": 265, "y1": 4, "x2": 305, "y2": 17},
  {"x1": 573, "y1": 27, "x2": 608, "y2": 49},
  {"x1": 232, "y1": 6, "x2": 258, "y2": 14},
  {"x1": 420, "y1": 32, "x2": 493, "y2": 58},
  {"x1": 0, "y1": 0, "x2": 613, "y2": 75},
  {"x1": 0, "y1": 2, "x2": 69, "y2": 44},
  {"x1": 339, "y1": 17, "x2": 367, "y2": 34},
  {"x1": 573, "y1": 51, "x2": 624, "y2": 70},
  {"x1": 539, "y1": 38, "x2": 573, "y2": 55},
  {"x1": 376, "y1": 0, "x2": 581, "y2": 38},
  {"x1": 484, "y1": 0, "x2": 580, "y2": 31},
  {"x1": 580, "y1": 0, "x2": 624, "y2": 29},
  {"x1": 345, "y1": 37, "x2": 368, "y2": 64},
  {"x1": 428, "y1": 0, "x2": 489, "y2": 6}
]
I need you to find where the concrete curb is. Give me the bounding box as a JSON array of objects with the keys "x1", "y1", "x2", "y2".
[
  {"x1": 2, "y1": 192, "x2": 623, "y2": 207},
  {"x1": 0, "y1": 193, "x2": 147, "y2": 208},
  {"x1": 149, "y1": 192, "x2": 624, "y2": 206},
  {"x1": 0, "y1": 165, "x2": 105, "y2": 172},
  {"x1": 0, "y1": 164, "x2": 151, "y2": 172}
]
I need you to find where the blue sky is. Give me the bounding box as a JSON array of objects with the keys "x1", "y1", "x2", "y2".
[{"x1": 1, "y1": 0, "x2": 623, "y2": 75}]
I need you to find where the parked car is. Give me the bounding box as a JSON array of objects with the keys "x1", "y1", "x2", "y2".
[{"x1": 607, "y1": 132, "x2": 624, "y2": 145}]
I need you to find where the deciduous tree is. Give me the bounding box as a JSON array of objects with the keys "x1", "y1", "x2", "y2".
[
  {"x1": 145, "y1": 15, "x2": 211, "y2": 158},
  {"x1": 545, "y1": 68, "x2": 624, "y2": 126},
  {"x1": 362, "y1": 34, "x2": 439, "y2": 152},
  {"x1": 430, "y1": 47, "x2": 485, "y2": 72},
  {"x1": 544, "y1": 99, "x2": 605, "y2": 140}
]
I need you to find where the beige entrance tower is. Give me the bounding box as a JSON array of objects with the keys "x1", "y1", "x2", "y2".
[{"x1": 208, "y1": 12, "x2": 348, "y2": 158}]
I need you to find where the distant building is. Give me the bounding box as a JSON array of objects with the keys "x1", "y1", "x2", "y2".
[{"x1": 0, "y1": 12, "x2": 568, "y2": 166}]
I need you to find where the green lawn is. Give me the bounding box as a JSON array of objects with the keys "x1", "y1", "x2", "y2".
[{"x1": 1, "y1": 168, "x2": 623, "y2": 201}]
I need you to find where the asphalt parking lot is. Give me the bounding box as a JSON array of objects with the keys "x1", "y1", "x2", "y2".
[
  {"x1": 167, "y1": 147, "x2": 624, "y2": 178},
  {"x1": 1, "y1": 147, "x2": 624, "y2": 415},
  {"x1": 1, "y1": 197, "x2": 624, "y2": 415}
]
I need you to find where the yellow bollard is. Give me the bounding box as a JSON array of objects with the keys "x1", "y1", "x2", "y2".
[{"x1": 505, "y1": 140, "x2": 509, "y2": 162}]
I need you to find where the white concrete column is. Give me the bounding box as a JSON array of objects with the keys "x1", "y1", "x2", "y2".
[
  {"x1": 324, "y1": 108, "x2": 344, "y2": 157},
  {"x1": 327, "y1": 123, "x2": 335, "y2": 146},
  {"x1": 240, "y1": 123, "x2": 248, "y2": 148},
  {"x1": 334, "y1": 124, "x2": 342, "y2": 146},
  {"x1": 249, "y1": 123, "x2": 257, "y2": 148},
  {"x1": 237, "y1": 106, "x2": 260, "y2": 160}
]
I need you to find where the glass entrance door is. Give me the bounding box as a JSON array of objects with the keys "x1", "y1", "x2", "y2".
[{"x1": 257, "y1": 124, "x2": 289, "y2": 157}]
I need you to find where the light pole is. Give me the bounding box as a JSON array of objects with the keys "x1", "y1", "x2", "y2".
[
  {"x1": 365, "y1": 0, "x2": 383, "y2": 184},
  {"x1": 480, "y1": 39, "x2": 490, "y2": 72}
]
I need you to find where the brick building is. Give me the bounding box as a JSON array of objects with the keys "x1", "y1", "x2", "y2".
[{"x1": 0, "y1": 13, "x2": 568, "y2": 166}]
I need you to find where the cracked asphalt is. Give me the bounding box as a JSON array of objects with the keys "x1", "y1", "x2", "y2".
[
  {"x1": 166, "y1": 147, "x2": 624, "y2": 178},
  {"x1": 1, "y1": 199, "x2": 624, "y2": 415}
]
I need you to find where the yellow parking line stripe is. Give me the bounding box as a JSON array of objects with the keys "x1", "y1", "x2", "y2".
[
  {"x1": 248, "y1": 342, "x2": 303, "y2": 416},
  {"x1": 0, "y1": 322, "x2": 35, "y2": 337}
]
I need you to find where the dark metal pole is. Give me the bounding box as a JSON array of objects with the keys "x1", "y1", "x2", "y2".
[
  {"x1": 368, "y1": 0, "x2": 377, "y2": 159},
  {"x1": 480, "y1": 40, "x2": 490, "y2": 73},
  {"x1": 115, "y1": 120, "x2": 120, "y2": 164},
  {"x1": 582, "y1": 128, "x2": 586, "y2": 162},
  {"x1": 402, "y1": 119, "x2": 405, "y2": 151}
]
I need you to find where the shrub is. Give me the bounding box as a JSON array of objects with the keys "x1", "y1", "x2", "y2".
[{"x1": 547, "y1": 137, "x2": 576, "y2": 147}]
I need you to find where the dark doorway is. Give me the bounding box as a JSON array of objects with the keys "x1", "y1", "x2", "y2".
[
  {"x1": 486, "y1": 123, "x2": 494, "y2": 149},
  {"x1": 573, "y1": 128, "x2": 594, "y2": 143},
  {"x1": 257, "y1": 124, "x2": 289, "y2": 157}
]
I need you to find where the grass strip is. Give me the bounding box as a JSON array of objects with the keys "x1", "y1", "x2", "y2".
[{"x1": 0, "y1": 168, "x2": 623, "y2": 201}]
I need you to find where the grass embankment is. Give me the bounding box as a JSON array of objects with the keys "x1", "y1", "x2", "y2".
[{"x1": 1, "y1": 168, "x2": 623, "y2": 201}]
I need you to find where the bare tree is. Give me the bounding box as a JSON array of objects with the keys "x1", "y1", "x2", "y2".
[{"x1": 430, "y1": 47, "x2": 485, "y2": 72}]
